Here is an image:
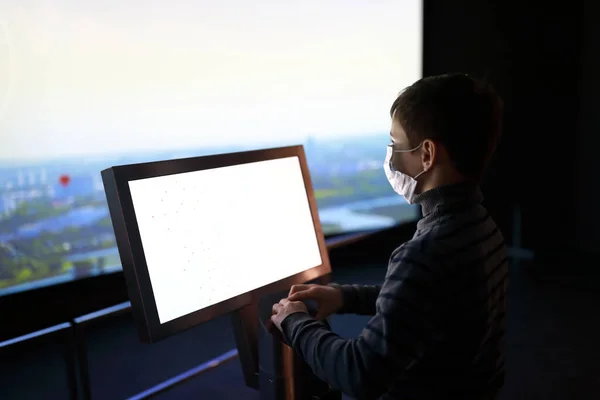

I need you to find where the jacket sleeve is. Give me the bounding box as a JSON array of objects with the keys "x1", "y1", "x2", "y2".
[
  {"x1": 281, "y1": 244, "x2": 437, "y2": 399},
  {"x1": 328, "y1": 283, "x2": 381, "y2": 315}
]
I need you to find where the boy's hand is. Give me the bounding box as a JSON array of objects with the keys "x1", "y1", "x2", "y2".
[
  {"x1": 271, "y1": 298, "x2": 308, "y2": 332},
  {"x1": 287, "y1": 284, "x2": 343, "y2": 320}
]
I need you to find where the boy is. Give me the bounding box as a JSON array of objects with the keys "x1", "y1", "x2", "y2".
[{"x1": 272, "y1": 73, "x2": 507, "y2": 399}]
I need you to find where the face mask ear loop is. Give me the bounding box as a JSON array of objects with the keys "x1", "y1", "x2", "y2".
[
  {"x1": 398, "y1": 141, "x2": 426, "y2": 180},
  {"x1": 392, "y1": 141, "x2": 424, "y2": 154},
  {"x1": 413, "y1": 168, "x2": 427, "y2": 180}
]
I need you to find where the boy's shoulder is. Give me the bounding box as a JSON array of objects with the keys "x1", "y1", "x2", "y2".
[
  {"x1": 388, "y1": 233, "x2": 438, "y2": 274},
  {"x1": 390, "y1": 225, "x2": 442, "y2": 260},
  {"x1": 384, "y1": 236, "x2": 438, "y2": 288},
  {"x1": 388, "y1": 223, "x2": 455, "y2": 275},
  {"x1": 390, "y1": 205, "x2": 502, "y2": 274}
]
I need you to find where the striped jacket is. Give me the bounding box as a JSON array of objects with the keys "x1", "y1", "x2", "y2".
[{"x1": 282, "y1": 182, "x2": 508, "y2": 399}]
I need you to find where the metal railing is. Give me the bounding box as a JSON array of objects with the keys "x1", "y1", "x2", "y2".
[
  {"x1": 73, "y1": 301, "x2": 133, "y2": 399},
  {"x1": 0, "y1": 322, "x2": 79, "y2": 400},
  {"x1": 127, "y1": 349, "x2": 239, "y2": 400},
  {"x1": 4, "y1": 230, "x2": 383, "y2": 399}
]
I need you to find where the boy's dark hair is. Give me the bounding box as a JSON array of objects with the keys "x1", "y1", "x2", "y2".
[{"x1": 390, "y1": 73, "x2": 504, "y2": 182}]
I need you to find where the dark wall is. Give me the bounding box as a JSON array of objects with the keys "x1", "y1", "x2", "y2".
[
  {"x1": 422, "y1": 0, "x2": 515, "y2": 246},
  {"x1": 576, "y1": 0, "x2": 600, "y2": 255},
  {"x1": 423, "y1": 0, "x2": 594, "y2": 265}
]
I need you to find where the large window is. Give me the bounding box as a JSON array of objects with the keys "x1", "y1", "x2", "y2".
[{"x1": 0, "y1": 0, "x2": 422, "y2": 296}]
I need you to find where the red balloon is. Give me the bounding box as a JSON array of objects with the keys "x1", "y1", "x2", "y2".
[{"x1": 59, "y1": 174, "x2": 71, "y2": 187}]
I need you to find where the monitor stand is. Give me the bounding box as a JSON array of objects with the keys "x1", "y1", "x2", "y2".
[{"x1": 232, "y1": 289, "x2": 342, "y2": 400}]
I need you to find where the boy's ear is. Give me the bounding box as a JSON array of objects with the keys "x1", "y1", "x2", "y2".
[{"x1": 421, "y1": 139, "x2": 436, "y2": 171}]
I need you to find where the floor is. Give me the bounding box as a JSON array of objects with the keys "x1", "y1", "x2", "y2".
[{"x1": 2, "y1": 258, "x2": 599, "y2": 399}]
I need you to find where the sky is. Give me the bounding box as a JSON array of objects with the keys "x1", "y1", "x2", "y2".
[{"x1": 0, "y1": 0, "x2": 422, "y2": 160}]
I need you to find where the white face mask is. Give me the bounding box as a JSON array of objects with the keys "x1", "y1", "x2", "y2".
[{"x1": 383, "y1": 144, "x2": 426, "y2": 204}]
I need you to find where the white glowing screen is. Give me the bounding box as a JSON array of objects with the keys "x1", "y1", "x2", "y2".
[{"x1": 128, "y1": 156, "x2": 323, "y2": 324}]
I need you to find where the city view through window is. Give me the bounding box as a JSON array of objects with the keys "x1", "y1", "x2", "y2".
[{"x1": 0, "y1": 0, "x2": 422, "y2": 296}]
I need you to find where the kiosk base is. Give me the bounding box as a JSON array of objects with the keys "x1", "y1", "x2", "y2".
[
  {"x1": 231, "y1": 288, "x2": 343, "y2": 400},
  {"x1": 256, "y1": 292, "x2": 342, "y2": 400}
]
